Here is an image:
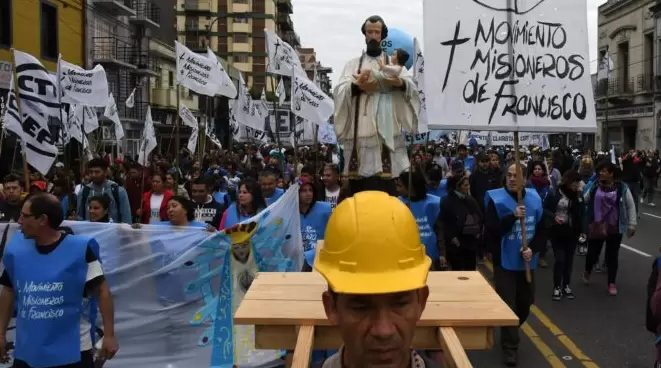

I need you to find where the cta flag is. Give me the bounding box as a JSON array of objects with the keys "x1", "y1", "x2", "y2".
[
  {"x1": 4, "y1": 49, "x2": 59, "y2": 175},
  {"x1": 58, "y1": 57, "x2": 109, "y2": 106},
  {"x1": 290, "y1": 68, "x2": 334, "y2": 124}
]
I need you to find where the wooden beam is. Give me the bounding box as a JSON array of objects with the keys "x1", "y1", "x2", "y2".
[
  {"x1": 291, "y1": 325, "x2": 315, "y2": 368},
  {"x1": 438, "y1": 327, "x2": 473, "y2": 368}
]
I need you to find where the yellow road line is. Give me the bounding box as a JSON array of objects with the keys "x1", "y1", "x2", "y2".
[
  {"x1": 483, "y1": 259, "x2": 599, "y2": 367},
  {"x1": 521, "y1": 323, "x2": 568, "y2": 368}
]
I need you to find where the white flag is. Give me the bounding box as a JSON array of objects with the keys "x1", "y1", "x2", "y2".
[
  {"x1": 235, "y1": 74, "x2": 266, "y2": 131},
  {"x1": 413, "y1": 38, "x2": 428, "y2": 134},
  {"x1": 103, "y1": 93, "x2": 124, "y2": 140},
  {"x1": 264, "y1": 29, "x2": 305, "y2": 77},
  {"x1": 66, "y1": 105, "x2": 83, "y2": 144},
  {"x1": 276, "y1": 78, "x2": 286, "y2": 105},
  {"x1": 187, "y1": 127, "x2": 198, "y2": 153},
  {"x1": 3, "y1": 49, "x2": 60, "y2": 175},
  {"x1": 317, "y1": 121, "x2": 337, "y2": 145},
  {"x1": 257, "y1": 88, "x2": 269, "y2": 117},
  {"x1": 174, "y1": 41, "x2": 226, "y2": 97},
  {"x1": 73, "y1": 105, "x2": 99, "y2": 134},
  {"x1": 138, "y1": 106, "x2": 157, "y2": 166},
  {"x1": 206, "y1": 48, "x2": 237, "y2": 98},
  {"x1": 206, "y1": 128, "x2": 222, "y2": 149},
  {"x1": 179, "y1": 105, "x2": 198, "y2": 129},
  {"x1": 125, "y1": 88, "x2": 136, "y2": 108},
  {"x1": 58, "y1": 57, "x2": 109, "y2": 106},
  {"x1": 290, "y1": 68, "x2": 334, "y2": 125}
]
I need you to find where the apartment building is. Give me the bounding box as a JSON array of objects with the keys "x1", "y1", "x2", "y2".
[
  {"x1": 596, "y1": 0, "x2": 659, "y2": 151},
  {"x1": 298, "y1": 47, "x2": 332, "y2": 95}
]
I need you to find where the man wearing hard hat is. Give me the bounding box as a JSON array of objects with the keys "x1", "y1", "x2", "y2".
[{"x1": 315, "y1": 191, "x2": 440, "y2": 367}]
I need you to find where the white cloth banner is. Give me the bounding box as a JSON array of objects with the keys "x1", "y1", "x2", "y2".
[
  {"x1": 103, "y1": 93, "x2": 124, "y2": 141},
  {"x1": 75, "y1": 105, "x2": 99, "y2": 134},
  {"x1": 231, "y1": 120, "x2": 269, "y2": 144},
  {"x1": 58, "y1": 58, "x2": 109, "y2": 107},
  {"x1": 235, "y1": 74, "x2": 266, "y2": 131},
  {"x1": 424, "y1": 0, "x2": 597, "y2": 133},
  {"x1": 206, "y1": 48, "x2": 237, "y2": 98},
  {"x1": 4, "y1": 49, "x2": 59, "y2": 175},
  {"x1": 317, "y1": 121, "x2": 337, "y2": 145},
  {"x1": 264, "y1": 29, "x2": 305, "y2": 77},
  {"x1": 293, "y1": 116, "x2": 315, "y2": 146},
  {"x1": 206, "y1": 129, "x2": 223, "y2": 149},
  {"x1": 138, "y1": 107, "x2": 157, "y2": 166},
  {"x1": 257, "y1": 88, "x2": 269, "y2": 118},
  {"x1": 0, "y1": 183, "x2": 302, "y2": 367},
  {"x1": 175, "y1": 41, "x2": 228, "y2": 98},
  {"x1": 412, "y1": 38, "x2": 428, "y2": 134},
  {"x1": 290, "y1": 68, "x2": 334, "y2": 125},
  {"x1": 125, "y1": 88, "x2": 135, "y2": 109},
  {"x1": 179, "y1": 105, "x2": 198, "y2": 129},
  {"x1": 187, "y1": 126, "x2": 198, "y2": 153}
]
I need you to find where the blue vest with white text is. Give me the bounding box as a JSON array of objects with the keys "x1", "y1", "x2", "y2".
[
  {"x1": 428, "y1": 180, "x2": 448, "y2": 201},
  {"x1": 265, "y1": 187, "x2": 285, "y2": 206},
  {"x1": 4, "y1": 234, "x2": 90, "y2": 367},
  {"x1": 399, "y1": 194, "x2": 441, "y2": 260},
  {"x1": 224, "y1": 203, "x2": 259, "y2": 228},
  {"x1": 301, "y1": 201, "x2": 333, "y2": 266},
  {"x1": 486, "y1": 188, "x2": 543, "y2": 271}
]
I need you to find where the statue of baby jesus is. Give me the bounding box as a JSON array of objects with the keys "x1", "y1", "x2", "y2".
[{"x1": 353, "y1": 48, "x2": 410, "y2": 91}]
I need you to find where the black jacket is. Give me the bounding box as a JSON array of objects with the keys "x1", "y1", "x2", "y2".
[
  {"x1": 439, "y1": 192, "x2": 483, "y2": 252},
  {"x1": 543, "y1": 186, "x2": 584, "y2": 239}
]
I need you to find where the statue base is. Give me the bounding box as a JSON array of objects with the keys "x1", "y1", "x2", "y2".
[{"x1": 348, "y1": 176, "x2": 397, "y2": 196}]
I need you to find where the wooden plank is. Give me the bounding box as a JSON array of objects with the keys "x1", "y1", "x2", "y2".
[
  {"x1": 291, "y1": 325, "x2": 314, "y2": 368},
  {"x1": 250, "y1": 271, "x2": 492, "y2": 289},
  {"x1": 438, "y1": 327, "x2": 473, "y2": 368},
  {"x1": 254, "y1": 325, "x2": 495, "y2": 350},
  {"x1": 236, "y1": 300, "x2": 518, "y2": 327},
  {"x1": 244, "y1": 283, "x2": 501, "y2": 303}
]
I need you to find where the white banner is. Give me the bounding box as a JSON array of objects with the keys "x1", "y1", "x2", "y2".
[
  {"x1": 187, "y1": 126, "x2": 198, "y2": 153},
  {"x1": 424, "y1": 0, "x2": 597, "y2": 133},
  {"x1": 74, "y1": 105, "x2": 99, "y2": 134},
  {"x1": 293, "y1": 115, "x2": 315, "y2": 146},
  {"x1": 205, "y1": 48, "x2": 237, "y2": 98},
  {"x1": 58, "y1": 58, "x2": 109, "y2": 107},
  {"x1": 412, "y1": 38, "x2": 428, "y2": 134},
  {"x1": 179, "y1": 105, "x2": 198, "y2": 129},
  {"x1": 138, "y1": 106, "x2": 157, "y2": 166},
  {"x1": 235, "y1": 74, "x2": 267, "y2": 131},
  {"x1": 290, "y1": 68, "x2": 334, "y2": 125},
  {"x1": 4, "y1": 50, "x2": 59, "y2": 175},
  {"x1": 317, "y1": 121, "x2": 337, "y2": 145},
  {"x1": 264, "y1": 29, "x2": 305, "y2": 77},
  {"x1": 276, "y1": 78, "x2": 286, "y2": 105}
]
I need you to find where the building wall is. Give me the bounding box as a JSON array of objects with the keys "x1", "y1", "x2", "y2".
[
  {"x1": 0, "y1": 0, "x2": 84, "y2": 71},
  {"x1": 596, "y1": 0, "x2": 657, "y2": 151}
]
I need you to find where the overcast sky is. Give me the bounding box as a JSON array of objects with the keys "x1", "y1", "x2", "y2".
[{"x1": 291, "y1": 0, "x2": 608, "y2": 86}]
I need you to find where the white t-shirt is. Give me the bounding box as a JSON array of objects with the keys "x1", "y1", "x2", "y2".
[
  {"x1": 325, "y1": 187, "x2": 340, "y2": 209},
  {"x1": 149, "y1": 193, "x2": 164, "y2": 224}
]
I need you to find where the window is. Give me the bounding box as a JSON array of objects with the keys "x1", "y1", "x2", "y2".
[
  {"x1": 0, "y1": 0, "x2": 11, "y2": 47},
  {"x1": 234, "y1": 54, "x2": 249, "y2": 63},
  {"x1": 233, "y1": 33, "x2": 249, "y2": 43},
  {"x1": 234, "y1": 15, "x2": 248, "y2": 24},
  {"x1": 41, "y1": 1, "x2": 58, "y2": 60},
  {"x1": 168, "y1": 71, "x2": 174, "y2": 87}
]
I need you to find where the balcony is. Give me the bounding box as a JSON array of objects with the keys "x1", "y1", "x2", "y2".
[
  {"x1": 637, "y1": 73, "x2": 654, "y2": 94},
  {"x1": 277, "y1": 13, "x2": 293, "y2": 31},
  {"x1": 93, "y1": 0, "x2": 136, "y2": 16},
  {"x1": 594, "y1": 76, "x2": 635, "y2": 104},
  {"x1": 184, "y1": 0, "x2": 212, "y2": 13},
  {"x1": 130, "y1": 0, "x2": 160, "y2": 29},
  {"x1": 276, "y1": 0, "x2": 293, "y2": 14},
  {"x1": 118, "y1": 101, "x2": 149, "y2": 121},
  {"x1": 283, "y1": 31, "x2": 300, "y2": 47},
  {"x1": 184, "y1": 38, "x2": 207, "y2": 52},
  {"x1": 184, "y1": 21, "x2": 205, "y2": 32},
  {"x1": 132, "y1": 52, "x2": 159, "y2": 76},
  {"x1": 151, "y1": 87, "x2": 199, "y2": 110},
  {"x1": 92, "y1": 37, "x2": 136, "y2": 69}
]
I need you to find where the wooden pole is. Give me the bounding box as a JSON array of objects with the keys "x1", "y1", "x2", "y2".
[
  {"x1": 9, "y1": 50, "x2": 30, "y2": 193},
  {"x1": 512, "y1": 132, "x2": 532, "y2": 283}
]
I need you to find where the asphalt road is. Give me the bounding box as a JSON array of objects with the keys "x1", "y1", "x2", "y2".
[{"x1": 466, "y1": 203, "x2": 661, "y2": 367}]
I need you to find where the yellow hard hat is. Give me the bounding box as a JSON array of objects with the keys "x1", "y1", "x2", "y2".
[{"x1": 315, "y1": 191, "x2": 431, "y2": 294}]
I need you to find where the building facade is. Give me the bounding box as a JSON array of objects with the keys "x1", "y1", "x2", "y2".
[{"x1": 596, "y1": 0, "x2": 658, "y2": 151}]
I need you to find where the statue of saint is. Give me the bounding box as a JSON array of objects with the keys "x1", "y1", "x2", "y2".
[{"x1": 333, "y1": 15, "x2": 421, "y2": 195}]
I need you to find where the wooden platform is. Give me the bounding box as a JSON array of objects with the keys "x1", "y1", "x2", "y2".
[{"x1": 234, "y1": 271, "x2": 518, "y2": 351}]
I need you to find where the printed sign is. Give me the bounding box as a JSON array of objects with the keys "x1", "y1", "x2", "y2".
[{"x1": 424, "y1": 0, "x2": 596, "y2": 133}]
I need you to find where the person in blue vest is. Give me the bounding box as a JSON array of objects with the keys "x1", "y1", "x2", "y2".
[
  {"x1": 259, "y1": 169, "x2": 285, "y2": 206},
  {"x1": 299, "y1": 179, "x2": 332, "y2": 271},
  {"x1": 456, "y1": 144, "x2": 475, "y2": 173},
  {"x1": 396, "y1": 170, "x2": 442, "y2": 270},
  {"x1": 0, "y1": 193, "x2": 118, "y2": 367},
  {"x1": 218, "y1": 178, "x2": 266, "y2": 230},
  {"x1": 484, "y1": 164, "x2": 546, "y2": 367}
]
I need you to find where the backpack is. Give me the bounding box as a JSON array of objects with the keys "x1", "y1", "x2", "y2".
[
  {"x1": 80, "y1": 184, "x2": 122, "y2": 223},
  {"x1": 646, "y1": 257, "x2": 661, "y2": 334}
]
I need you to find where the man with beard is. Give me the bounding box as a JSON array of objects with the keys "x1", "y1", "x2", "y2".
[{"x1": 333, "y1": 15, "x2": 421, "y2": 195}]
